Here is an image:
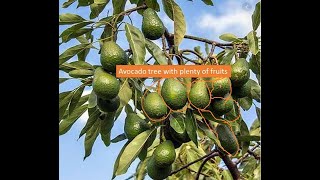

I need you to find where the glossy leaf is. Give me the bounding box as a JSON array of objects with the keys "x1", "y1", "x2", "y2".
[
  {"x1": 84, "y1": 118, "x2": 101, "y2": 159},
  {"x1": 78, "y1": 0, "x2": 94, "y2": 7},
  {"x1": 115, "y1": 79, "x2": 132, "y2": 120},
  {"x1": 59, "y1": 13, "x2": 86, "y2": 25},
  {"x1": 219, "y1": 33, "x2": 240, "y2": 42},
  {"x1": 69, "y1": 85, "x2": 85, "y2": 115},
  {"x1": 111, "y1": 133, "x2": 127, "y2": 143},
  {"x1": 116, "y1": 128, "x2": 156, "y2": 175},
  {"x1": 238, "y1": 97, "x2": 253, "y2": 111},
  {"x1": 59, "y1": 43, "x2": 92, "y2": 65},
  {"x1": 125, "y1": 104, "x2": 134, "y2": 114},
  {"x1": 145, "y1": 0, "x2": 160, "y2": 11},
  {"x1": 60, "y1": 22, "x2": 93, "y2": 43},
  {"x1": 112, "y1": 0, "x2": 127, "y2": 21},
  {"x1": 247, "y1": 31, "x2": 259, "y2": 55},
  {"x1": 197, "y1": 121, "x2": 222, "y2": 147},
  {"x1": 220, "y1": 48, "x2": 236, "y2": 65},
  {"x1": 89, "y1": 0, "x2": 109, "y2": 19},
  {"x1": 62, "y1": 0, "x2": 77, "y2": 8},
  {"x1": 95, "y1": 16, "x2": 114, "y2": 27},
  {"x1": 170, "y1": 114, "x2": 185, "y2": 134},
  {"x1": 185, "y1": 108, "x2": 198, "y2": 147},
  {"x1": 59, "y1": 91, "x2": 74, "y2": 120},
  {"x1": 202, "y1": 0, "x2": 214, "y2": 6},
  {"x1": 145, "y1": 39, "x2": 167, "y2": 65},
  {"x1": 252, "y1": 1, "x2": 261, "y2": 31},
  {"x1": 125, "y1": 23, "x2": 146, "y2": 65},
  {"x1": 59, "y1": 104, "x2": 88, "y2": 135},
  {"x1": 249, "y1": 52, "x2": 261, "y2": 75},
  {"x1": 79, "y1": 108, "x2": 101, "y2": 139},
  {"x1": 100, "y1": 112, "x2": 116, "y2": 147},
  {"x1": 166, "y1": 0, "x2": 186, "y2": 47},
  {"x1": 112, "y1": 141, "x2": 129, "y2": 179},
  {"x1": 88, "y1": 90, "x2": 97, "y2": 108}
]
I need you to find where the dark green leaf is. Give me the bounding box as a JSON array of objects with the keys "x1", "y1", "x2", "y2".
[
  {"x1": 59, "y1": 91, "x2": 74, "y2": 120},
  {"x1": 220, "y1": 48, "x2": 236, "y2": 65},
  {"x1": 68, "y1": 69, "x2": 94, "y2": 78},
  {"x1": 88, "y1": 90, "x2": 97, "y2": 108},
  {"x1": 77, "y1": 47, "x2": 90, "y2": 61},
  {"x1": 125, "y1": 23, "x2": 146, "y2": 65},
  {"x1": 61, "y1": 61, "x2": 93, "y2": 70},
  {"x1": 77, "y1": 94, "x2": 90, "y2": 107},
  {"x1": 62, "y1": 0, "x2": 77, "y2": 8},
  {"x1": 247, "y1": 31, "x2": 259, "y2": 55},
  {"x1": 237, "y1": 135, "x2": 260, "y2": 142},
  {"x1": 238, "y1": 97, "x2": 252, "y2": 111},
  {"x1": 59, "y1": 13, "x2": 86, "y2": 25},
  {"x1": 115, "y1": 80, "x2": 132, "y2": 120},
  {"x1": 242, "y1": 156, "x2": 257, "y2": 174},
  {"x1": 84, "y1": 118, "x2": 101, "y2": 159},
  {"x1": 205, "y1": 43, "x2": 209, "y2": 55},
  {"x1": 129, "y1": 0, "x2": 139, "y2": 4},
  {"x1": 145, "y1": 0, "x2": 160, "y2": 11},
  {"x1": 251, "y1": 85, "x2": 261, "y2": 102},
  {"x1": 216, "y1": 50, "x2": 226, "y2": 64},
  {"x1": 111, "y1": 133, "x2": 127, "y2": 143},
  {"x1": 162, "y1": 0, "x2": 173, "y2": 20},
  {"x1": 167, "y1": 0, "x2": 187, "y2": 47},
  {"x1": 60, "y1": 91, "x2": 72, "y2": 100},
  {"x1": 185, "y1": 109, "x2": 198, "y2": 147},
  {"x1": 256, "y1": 107, "x2": 261, "y2": 122},
  {"x1": 116, "y1": 128, "x2": 156, "y2": 175},
  {"x1": 250, "y1": 118, "x2": 260, "y2": 132},
  {"x1": 89, "y1": 0, "x2": 109, "y2": 19},
  {"x1": 249, "y1": 52, "x2": 261, "y2": 74},
  {"x1": 219, "y1": 33, "x2": 240, "y2": 42},
  {"x1": 252, "y1": 1, "x2": 261, "y2": 31},
  {"x1": 125, "y1": 104, "x2": 134, "y2": 114},
  {"x1": 112, "y1": 141, "x2": 129, "y2": 179},
  {"x1": 59, "y1": 43, "x2": 91, "y2": 65},
  {"x1": 202, "y1": 0, "x2": 214, "y2": 6},
  {"x1": 145, "y1": 39, "x2": 167, "y2": 65},
  {"x1": 78, "y1": 0, "x2": 94, "y2": 7},
  {"x1": 59, "y1": 104, "x2": 88, "y2": 135},
  {"x1": 100, "y1": 112, "x2": 116, "y2": 147},
  {"x1": 112, "y1": 0, "x2": 127, "y2": 21},
  {"x1": 79, "y1": 108, "x2": 101, "y2": 139},
  {"x1": 69, "y1": 85, "x2": 85, "y2": 115},
  {"x1": 170, "y1": 114, "x2": 185, "y2": 134},
  {"x1": 197, "y1": 121, "x2": 222, "y2": 147},
  {"x1": 60, "y1": 22, "x2": 93, "y2": 42},
  {"x1": 95, "y1": 16, "x2": 114, "y2": 27},
  {"x1": 59, "y1": 78, "x2": 71, "y2": 84},
  {"x1": 239, "y1": 119, "x2": 250, "y2": 154}
]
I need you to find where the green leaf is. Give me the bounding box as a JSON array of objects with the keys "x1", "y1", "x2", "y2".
[
  {"x1": 79, "y1": 108, "x2": 101, "y2": 139},
  {"x1": 242, "y1": 156, "x2": 257, "y2": 174},
  {"x1": 59, "y1": 43, "x2": 92, "y2": 65},
  {"x1": 251, "y1": 85, "x2": 261, "y2": 103},
  {"x1": 59, "y1": 91, "x2": 74, "y2": 121},
  {"x1": 219, "y1": 33, "x2": 240, "y2": 42},
  {"x1": 68, "y1": 69, "x2": 94, "y2": 78},
  {"x1": 170, "y1": 114, "x2": 185, "y2": 134},
  {"x1": 201, "y1": 0, "x2": 214, "y2": 6},
  {"x1": 59, "y1": 104, "x2": 88, "y2": 135},
  {"x1": 256, "y1": 107, "x2": 261, "y2": 122},
  {"x1": 249, "y1": 52, "x2": 261, "y2": 75},
  {"x1": 205, "y1": 43, "x2": 209, "y2": 55},
  {"x1": 61, "y1": 61, "x2": 93, "y2": 70},
  {"x1": 220, "y1": 48, "x2": 236, "y2": 65},
  {"x1": 253, "y1": 162, "x2": 261, "y2": 180},
  {"x1": 146, "y1": 0, "x2": 160, "y2": 11},
  {"x1": 115, "y1": 79, "x2": 132, "y2": 120},
  {"x1": 185, "y1": 109, "x2": 198, "y2": 147},
  {"x1": 100, "y1": 112, "x2": 116, "y2": 147},
  {"x1": 60, "y1": 91, "x2": 72, "y2": 100},
  {"x1": 162, "y1": 0, "x2": 173, "y2": 20},
  {"x1": 145, "y1": 39, "x2": 167, "y2": 65},
  {"x1": 95, "y1": 16, "x2": 114, "y2": 27},
  {"x1": 250, "y1": 118, "x2": 260, "y2": 132},
  {"x1": 130, "y1": 0, "x2": 139, "y2": 4},
  {"x1": 111, "y1": 133, "x2": 127, "y2": 143},
  {"x1": 247, "y1": 31, "x2": 259, "y2": 55},
  {"x1": 125, "y1": 104, "x2": 134, "y2": 114},
  {"x1": 59, "y1": 78, "x2": 71, "y2": 84},
  {"x1": 60, "y1": 22, "x2": 93, "y2": 43},
  {"x1": 222, "y1": 170, "x2": 233, "y2": 180},
  {"x1": 78, "y1": 0, "x2": 94, "y2": 7},
  {"x1": 89, "y1": 0, "x2": 110, "y2": 19},
  {"x1": 197, "y1": 121, "x2": 222, "y2": 147},
  {"x1": 62, "y1": 0, "x2": 77, "y2": 8},
  {"x1": 77, "y1": 94, "x2": 90, "y2": 107},
  {"x1": 136, "y1": 157, "x2": 148, "y2": 180},
  {"x1": 112, "y1": 141, "x2": 129, "y2": 179},
  {"x1": 238, "y1": 97, "x2": 253, "y2": 111},
  {"x1": 84, "y1": 118, "x2": 101, "y2": 160},
  {"x1": 125, "y1": 23, "x2": 146, "y2": 65},
  {"x1": 112, "y1": 0, "x2": 127, "y2": 21},
  {"x1": 239, "y1": 119, "x2": 250, "y2": 154},
  {"x1": 216, "y1": 50, "x2": 226, "y2": 64},
  {"x1": 252, "y1": 1, "x2": 261, "y2": 31},
  {"x1": 59, "y1": 13, "x2": 86, "y2": 25},
  {"x1": 116, "y1": 128, "x2": 156, "y2": 175},
  {"x1": 167, "y1": 0, "x2": 186, "y2": 47},
  {"x1": 88, "y1": 90, "x2": 97, "y2": 108},
  {"x1": 69, "y1": 85, "x2": 85, "y2": 115},
  {"x1": 237, "y1": 135, "x2": 260, "y2": 142}
]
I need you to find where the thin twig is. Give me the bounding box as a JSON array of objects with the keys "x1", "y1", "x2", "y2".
[
  {"x1": 195, "y1": 152, "x2": 220, "y2": 180},
  {"x1": 206, "y1": 43, "x2": 216, "y2": 64},
  {"x1": 161, "y1": 34, "x2": 171, "y2": 65},
  {"x1": 181, "y1": 55, "x2": 201, "y2": 65},
  {"x1": 235, "y1": 143, "x2": 260, "y2": 165},
  {"x1": 180, "y1": 49, "x2": 204, "y2": 61}
]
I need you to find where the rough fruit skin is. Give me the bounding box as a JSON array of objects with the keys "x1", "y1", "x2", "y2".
[
  {"x1": 124, "y1": 113, "x2": 149, "y2": 141},
  {"x1": 153, "y1": 140, "x2": 176, "y2": 168},
  {"x1": 147, "y1": 156, "x2": 172, "y2": 180},
  {"x1": 233, "y1": 79, "x2": 251, "y2": 98},
  {"x1": 97, "y1": 96, "x2": 120, "y2": 112},
  {"x1": 189, "y1": 81, "x2": 210, "y2": 109},
  {"x1": 100, "y1": 41, "x2": 128, "y2": 73},
  {"x1": 161, "y1": 79, "x2": 187, "y2": 110},
  {"x1": 216, "y1": 124, "x2": 239, "y2": 155},
  {"x1": 142, "y1": 8, "x2": 165, "y2": 40},
  {"x1": 143, "y1": 92, "x2": 168, "y2": 119},
  {"x1": 230, "y1": 58, "x2": 250, "y2": 87},
  {"x1": 207, "y1": 78, "x2": 231, "y2": 97},
  {"x1": 212, "y1": 98, "x2": 233, "y2": 116},
  {"x1": 92, "y1": 67, "x2": 120, "y2": 100}
]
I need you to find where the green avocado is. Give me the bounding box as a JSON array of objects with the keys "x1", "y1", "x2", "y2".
[
  {"x1": 206, "y1": 77, "x2": 231, "y2": 98},
  {"x1": 211, "y1": 98, "x2": 233, "y2": 116},
  {"x1": 124, "y1": 113, "x2": 150, "y2": 141},
  {"x1": 161, "y1": 78, "x2": 187, "y2": 110},
  {"x1": 216, "y1": 124, "x2": 239, "y2": 155},
  {"x1": 100, "y1": 41, "x2": 128, "y2": 73},
  {"x1": 153, "y1": 140, "x2": 176, "y2": 168},
  {"x1": 189, "y1": 81, "x2": 211, "y2": 109},
  {"x1": 92, "y1": 67, "x2": 120, "y2": 100},
  {"x1": 142, "y1": 8, "x2": 165, "y2": 40},
  {"x1": 147, "y1": 156, "x2": 172, "y2": 180},
  {"x1": 232, "y1": 79, "x2": 252, "y2": 98},
  {"x1": 143, "y1": 92, "x2": 168, "y2": 119},
  {"x1": 97, "y1": 96, "x2": 120, "y2": 112},
  {"x1": 230, "y1": 58, "x2": 250, "y2": 87}
]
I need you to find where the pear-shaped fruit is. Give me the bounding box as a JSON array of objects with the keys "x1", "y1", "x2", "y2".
[
  {"x1": 206, "y1": 77, "x2": 231, "y2": 97},
  {"x1": 97, "y1": 96, "x2": 120, "y2": 112},
  {"x1": 153, "y1": 140, "x2": 176, "y2": 168},
  {"x1": 189, "y1": 81, "x2": 210, "y2": 109},
  {"x1": 230, "y1": 58, "x2": 250, "y2": 87},
  {"x1": 92, "y1": 67, "x2": 120, "y2": 100},
  {"x1": 100, "y1": 41, "x2": 128, "y2": 73},
  {"x1": 216, "y1": 124, "x2": 239, "y2": 155},
  {"x1": 143, "y1": 92, "x2": 168, "y2": 119},
  {"x1": 212, "y1": 98, "x2": 233, "y2": 116},
  {"x1": 161, "y1": 78, "x2": 187, "y2": 110},
  {"x1": 147, "y1": 156, "x2": 172, "y2": 180},
  {"x1": 124, "y1": 113, "x2": 150, "y2": 141},
  {"x1": 142, "y1": 8, "x2": 165, "y2": 40}
]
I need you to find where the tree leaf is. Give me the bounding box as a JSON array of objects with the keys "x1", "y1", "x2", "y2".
[
  {"x1": 60, "y1": 22, "x2": 93, "y2": 42},
  {"x1": 253, "y1": 162, "x2": 261, "y2": 180},
  {"x1": 116, "y1": 128, "x2": 156, "y2": 175},
  {"x1": 237, "y1": 135, "x2": 260, "y2": 142},
  {"x1": 79, "y1": 108, "x2": 101, "y2": 139},
  {"x1": 136, "y1": 157, "x2": 148, "y2": 180},
  {"x1": 170, "y1": 114, "x2": 185, "y2": 134},
  {"x1": 59, "y1": 43, "x2": 92, "y2": 65},
  {"x1": 256, "y1": 107, "x2": 261, "y2": 122},
  {"x1": 78, "y1": 0, "x2": 94, "y2": 7},
  {"x1": 125, "y1": 23, "x2": 146, "y2": 65},
  {"x1": 88, "y1": 90, "x2": 97, "y2": 108},
  {"x1": 238, "y1": 97, "x2": 253, "y2": 111},
  {"x1": 84, "y1": 118, "x2": 101, "y2": 160},
  {"x1": 219, "y1": 33, "x2": 240, "y2": 42},
  {"x1": 61, "y1": 61, "x2": 93, "y2": 70},
  {"x1": 59, "y1": 91, "x2": 74, "y2": 121},
  {"x1": 146, "y1": 0, "x2": 160, "y2": 11},
  {"x1": 111, "y1": 133, "x2": 127, "y2": 143},
  {"x1": 162, "y1": 0, "x2": 173, "y2": 20},
  {"x1": 239, "y1": 118, "x2": 250, "y2": 154},
  {"x1": 205, "y1": 43, "x2": 209, "y2": 55},
  {"x1": 115, "y1": 79, "x2": 132, "y2": 120},
  {"x1": 89, "y1": 0, "x2": 109, "y2": 19},
  {"x1": 125, "y1": 104, "x2": 134, "y2": 114},
  {"x1": 69, "y1": 85, "x2": 85, "y2": 115},
  {"x1": 95, "y1": 16, "x2": 114, "y2": 27},
  {"x1": 112, "y1": 0, "x2": 127, "y2": 21},
  {"x1": 201, "y1": 0, "x2": 213, "y2": 6},
  {"x1": 247, "y1": 31, "x2": 259, "y2": 55},
  {"x1": 250, "y1": 118, "x2": 260, "y2": 132},
  {"x1": 252, "y1": 1, "x2": 261, "y2": 31},
  {"x1": 242, "y1": 156, "x2": 257, "y2": 174},
  {"x1": 166, "y1": 0, "x2": 186, "y2": 47},
  {"x1": 197, "y1": 121, "x2": 222, "y2": 147},
  {"x1": 145, "y1": 39, "x2": 167, "y2": 65},
  {"x1": 222, "y1": 170, "x2": 233, "y2": 180},
  {"x1": 59, "y1": 13, "x2": 86, "y2": 25},
  {"x1": 220, "y1": 48, "x2": 236, "y2": 65},
  {"x1": 112, "y1": 141, "x2": 129, "y2": 179},
  {"x1": 100, "y1": 112, "x2": 116, "y2": 147},
  {"x1": 59, "y1": 104, "x2": 88, "y2": 135},
  {"x1": 185, "y1": 109, "x2": 198, "y2": 147},
  {"x1": 59, "y1": 91, "x2": 72, "y2": 100},
  {"x1": 62, "y1": 0, "x2": 77, "y2": 8},
  {"x1": 249, "y1": 52, "x2": 261, "y2": 75},
  {"x1": 59, "y1": 78, "x2": 71, "y2": 84}
]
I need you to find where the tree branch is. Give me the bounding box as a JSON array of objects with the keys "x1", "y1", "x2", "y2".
[
  {"x1": 235, "y1": 143, "x2": 260, "y2": 165},
  {"x1": 195, "y1": 152, "x2": 220, "y2": 180},
  {"x1": 220, "y1": 153, "x2": 241, "y2": 180},
  {"x1": 180, "y1": 49, "x2": 204, "y2": 61},
  {"x1": 181, "y1": 55, "x2": 201, "y2": 65}
]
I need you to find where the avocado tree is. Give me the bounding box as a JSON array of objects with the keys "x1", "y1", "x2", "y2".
[{"x1": 59, "y1": 0, "x2": 261, "y2": 179}]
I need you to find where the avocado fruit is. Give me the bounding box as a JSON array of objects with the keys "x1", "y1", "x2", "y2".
[
  {"x1": 206, "y1": 77, "x2": 231, "y2": 97},
  {"x1": 147, "y1": 156, "x2": 172, "y2": 180},
  {"x1": 142, "y1": 8, "x2": 165, "y2": 40},
  {"x1": 211, "y1": 98, "x2": 233, "y2": 116},
  {"x1": 100, "y1": 41, "x2": 128, "y2": 73},
  {"x1": 161, "y1": 78, "x2": 187, "y2": 110},
  {"x1": 189, "y1": 80, "x2": 210, "y2": 109},
  {"x1": 92, "y1": 67, "x2": 120, "y2": 100},
  {"x1": 153, "y1": 140, "x2": 176, "y2": 168},
  {"x1": 230, "y1": 58, "x2": 250, "y2": 87},
  {"x1": 124, "y1": 113, "x2": 150, "y2": 141},
  {"x1": 97, "y1": 96, "x2": 120, "y2": 112},
  {"x1": 143, "y1": 92, "x2": 168, "y2": 119},
  {"x1": 216, "y1": 124, "x2": 239, "y2": 155}
]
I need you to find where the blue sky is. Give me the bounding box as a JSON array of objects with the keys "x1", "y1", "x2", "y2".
[{"x1": 59, "y1": 0, "x2": 260, "y2": 179}]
